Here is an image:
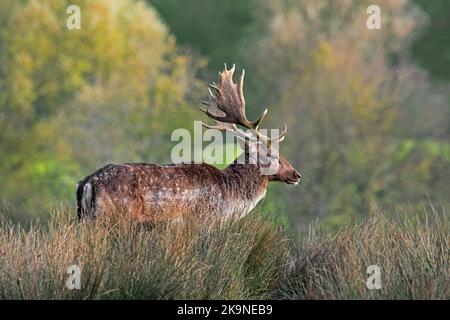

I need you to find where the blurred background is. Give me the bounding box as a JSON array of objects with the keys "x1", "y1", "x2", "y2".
[{"x1": 0, "y1": 0, "x2": 449, "y2": 230}]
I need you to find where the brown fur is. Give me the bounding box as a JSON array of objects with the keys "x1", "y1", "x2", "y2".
[{"x1": 77, "y1": 160, "x2": 270, "y2": 223}]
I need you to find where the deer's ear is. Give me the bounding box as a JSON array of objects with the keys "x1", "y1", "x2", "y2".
[{"x1": 260, "y1": 154, "x2": 281, "y2": 176}]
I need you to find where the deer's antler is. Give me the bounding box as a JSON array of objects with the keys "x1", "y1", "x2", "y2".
[{"x1": 201, "y1": 64, "x2": 287, "y2": 146}]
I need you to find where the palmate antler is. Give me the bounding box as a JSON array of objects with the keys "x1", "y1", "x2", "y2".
[{"x1": 201, "y1": 64, "x2": 287, "y2": 147}]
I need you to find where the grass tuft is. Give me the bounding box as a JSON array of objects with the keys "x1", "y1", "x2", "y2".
[{"x1": 0, "y1": 207, "x2": 448, "y2": 299}]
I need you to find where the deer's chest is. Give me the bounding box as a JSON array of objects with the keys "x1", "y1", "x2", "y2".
[{"x1": 224, "y1": 188, "x2": 267, "y2": 220}]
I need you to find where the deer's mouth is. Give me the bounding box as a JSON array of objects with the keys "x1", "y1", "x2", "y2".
[
  {"x1": 286, "y1": 171, "x2": 301, "y2": 185},
  {"x1": 286, "y1": 178, "x2": 300, "y2": 185}
]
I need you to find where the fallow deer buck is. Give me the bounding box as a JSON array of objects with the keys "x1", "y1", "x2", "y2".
[{"x1": 76, "y1": 64, "x2": 301, "y2": 223}]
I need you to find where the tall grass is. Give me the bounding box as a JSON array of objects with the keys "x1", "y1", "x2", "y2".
[
  {"x1": 0, "y1": 208, "x2": 286, "y2": 299},
  {"x1": 280, "y1": 207, "x2": 449, "y2": 299},
  {"x1": 0, "y1": 207, "x2": 448, "y2": 299}
]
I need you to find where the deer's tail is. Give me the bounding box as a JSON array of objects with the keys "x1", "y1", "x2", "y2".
[{"x1": 76, "y1": 181, "x2": 95, "y2": 220}]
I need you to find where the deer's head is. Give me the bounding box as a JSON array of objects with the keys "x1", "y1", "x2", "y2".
[{"x1": 201, "y1": 64, "x2": 301, "y2": 185}]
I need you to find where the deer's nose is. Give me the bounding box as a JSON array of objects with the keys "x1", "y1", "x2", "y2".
[{"x1": 294, "y1": 171, "x2": 302, "y2": 181}]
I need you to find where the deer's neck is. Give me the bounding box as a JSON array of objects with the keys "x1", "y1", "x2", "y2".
[{"x1": 222, "y1": 162, "x2": 269, "y2": 206}]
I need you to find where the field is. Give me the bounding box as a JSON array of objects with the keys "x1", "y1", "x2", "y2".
[{"x1": 0, "y1": 207, "x2": 448, "y2": 299}]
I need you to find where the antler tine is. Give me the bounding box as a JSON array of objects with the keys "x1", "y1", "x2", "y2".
[
  {"x1": 268, "y1": 123, "x2": 288, "y2": 145},
  {"x1": 224, "y1": 63, "x2": 236, "y2": 76},
  {"x1": 253, "y1": 108, "x2": 267, "y2": 130},
  {"x1": 249, "y1": 122, "x2": 287, "y2": 147},
  {"x1": 202, "y1": 64, "x2": 271, "y2": 130},
  {"x1": 201, "y1": 121, "x2": 257, "y2": 143},
  {"x1": 201, "y1": 64, "x2": 288, "y2": 147},
  {"x1": 209, "y1": 83, "x2": 219, "y2": 92},
  {"x1": 201, "y1": 121, "x2": 233, "y2": 131}
]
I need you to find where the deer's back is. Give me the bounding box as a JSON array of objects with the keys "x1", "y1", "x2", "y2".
[{"x1": 77, "y1": 163, "x2": 227, "y2": 222}]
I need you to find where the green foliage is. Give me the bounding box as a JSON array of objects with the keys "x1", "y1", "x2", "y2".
[
  {"x1": 147, "y1": 0, "x2": 254, "y2": 70},
  {"x1": 0, "y1": 0, "x2": 449, "y2": 229},
  {"x1": 0, "y1": 0, "x2": 201, "y2": 219},
  {"x1": 238, "y1": 0, "x2": 450, "y2": 228},
  {"x1": 411, "y1": 0, "x2": 450, "y2": 81},
  {"x1": 378, "y1": 140, "x2": 450, "y2": 207}
]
